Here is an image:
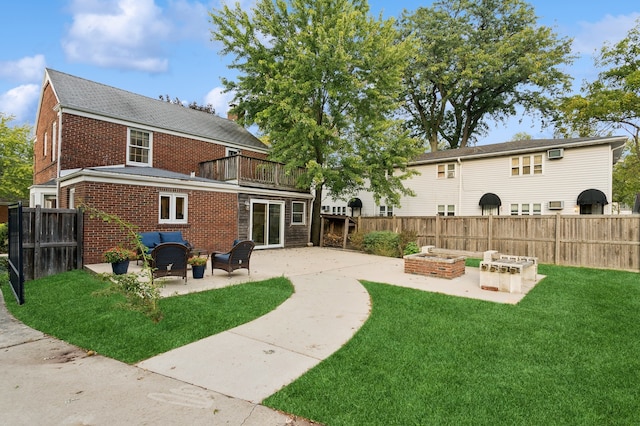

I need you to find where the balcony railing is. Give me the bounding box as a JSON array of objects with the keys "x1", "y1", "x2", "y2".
[{"x1": 199, "y1": 155, "x2": 308, "y2": 192}]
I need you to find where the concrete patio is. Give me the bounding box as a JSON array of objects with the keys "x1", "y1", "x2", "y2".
[{"x1": 85, "y1": 246, "x2": 541, "y2": 304}]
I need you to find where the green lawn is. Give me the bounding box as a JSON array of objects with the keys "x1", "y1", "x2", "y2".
[
  {"x1": 264, "y1": 264, "x2": 640, "y2": 425},
  {"x1": 2, "y1": 264, "x2": 639, "y2": 425},
  {"x1": 0, "y1": 270, "x2": 293, "y2": 364}
]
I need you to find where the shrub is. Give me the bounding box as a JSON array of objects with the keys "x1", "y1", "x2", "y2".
[
  {"x1": 398, "y1": 230, "x2": 418, "y2": 256},
  {"x1": 363, "y1": 231, "x2": 401, "y2": 258},
  {"x1": 403, "y1": 241, "x2": 421, "y2": 256},
  {"x1": 348, "y1": 231, "x2": 366, "y2": 251},
  {"x1": 98, "y1": 272, "x2": 162, "y2": 322},
  {"x1": 0, "y1": 223, "x2": 7, "y2": 253}
]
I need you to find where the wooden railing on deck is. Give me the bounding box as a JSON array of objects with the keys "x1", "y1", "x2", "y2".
[{"x1": 199, "y1": 155, "x2": 308, "y2": 192}]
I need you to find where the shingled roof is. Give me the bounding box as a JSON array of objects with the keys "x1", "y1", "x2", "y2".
[
  {"x1": 411, "y1": 136, "x2": 627, "y2": 165},
  {"x1": 44, "y1": 68, "x2": 268, "y2": 152}
]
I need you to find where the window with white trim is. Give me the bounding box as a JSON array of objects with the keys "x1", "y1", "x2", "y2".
[
  {"x1": 437, "y1": 163, "x2": 456, "y2": 179},
  {"x1": 127, "y1": 128, "x2": 152, "y2": 166},
  {"x1": 332, "y1": 206, "x2": 347, "y2": 215},
  {"x1": 292, "y1": 201, "x2": 305, "y2": 225},
  {"x1": 44, "y1": 132, "x2": 48, "y2": 157},
  {"x1": 510, "y1": 203, "x2": 542, "y2": 215},
  {"x1": 379, "y1": 205, "x2": 393, "y2": 217},
  {"x1": 511, "y1": 154, "x2": 542, "y2": 176},
  {"x1": 226, "y1": 147, "x2": 240, "y2": 156},
  {"x1": 437, "y1": 205, "x2": 455, "y2": 216},
  {"x1": 159, "y1": 193, "x2": 187, "y2": 224},
  {"x1": 69, "y1": 188, "x2": 75, "y2": 209}
]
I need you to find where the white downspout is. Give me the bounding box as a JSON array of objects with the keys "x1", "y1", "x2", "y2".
[
  {"x1": 56, "y1": 108, "x2": 62, "y2": 206},
  {"x1": 457, "y1": 157, "x2": 462, "y2": 215}
]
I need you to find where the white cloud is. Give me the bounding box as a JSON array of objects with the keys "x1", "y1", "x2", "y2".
[
  {"x1": 0, "y1": 84, "x2": 40, "y2": 123},
  {"x1": 573, "y1": 13, "x2": 640, "y2": 55},
  {"x1": 167, "y1": 0, "x2": 211, "y2": 41},
  {"x1": 0, "y1": 55, "x2": 46, "y2": 83},
  {"x1": 204, "y1": 86, "x2": 235, "y2": 117},
  {"x1": 62, "y1": 0, "x2": 172, "y2": 72}
]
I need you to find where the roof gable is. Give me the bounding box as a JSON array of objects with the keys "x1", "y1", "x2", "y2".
[{"x1": 44, "y1": 68, "x2": 267, "y2": 152}]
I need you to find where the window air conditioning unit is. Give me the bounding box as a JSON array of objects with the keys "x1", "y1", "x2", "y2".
[
  {"x1": 547, "y1": 148, "x2": 564, "y2": 159},
  {"x1": 548, "y1": 201, "x2": 564, "y2": 210}
]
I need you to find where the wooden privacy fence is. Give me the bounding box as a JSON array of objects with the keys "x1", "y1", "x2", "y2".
[
  {"x1": 357, "y1": 215, "x2": 640, "y2": 271},
  {"x1": 20, "y1": 206, "x2": 83, "y2": 281}
]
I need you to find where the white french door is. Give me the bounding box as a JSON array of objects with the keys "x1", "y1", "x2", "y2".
[{"x1": 250, "y1": 200, "x2": 284, "y2": 249}]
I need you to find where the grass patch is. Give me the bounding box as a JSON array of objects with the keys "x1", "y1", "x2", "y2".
[
  {"x1": 1, "y1": 270, "x2": 293, "y2": 364},
  {"x1": 264, "y1": 264, "x2": 640, "y2": 425}
]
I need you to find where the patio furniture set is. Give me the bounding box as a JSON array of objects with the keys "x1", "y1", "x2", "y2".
[{"x1": 138, "y1": 231, "x2": 255, "y2": 283}]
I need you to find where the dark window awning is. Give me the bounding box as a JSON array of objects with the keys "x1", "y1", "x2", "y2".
[
  {"x1": 577, "y1": 189, "x2": 608, "y2": 205},
  {"x1": 479, "y1": 193, "x2": 501, "y2": 206},
  {"x1": 348, "y1": 198, "x2": 363, "y2": 208}
]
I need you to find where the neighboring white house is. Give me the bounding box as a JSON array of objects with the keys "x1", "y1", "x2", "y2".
[{"x1": 323, "y1": 137, "x2": 627, "y2": 217}]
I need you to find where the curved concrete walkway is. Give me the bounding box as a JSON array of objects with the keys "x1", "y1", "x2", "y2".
[{"x1": 137, "y1": 256, "x2": 372, "y2": 403}]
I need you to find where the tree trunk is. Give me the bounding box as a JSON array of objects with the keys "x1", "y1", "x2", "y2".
[{"x1": 310, "y1": 184, "x2": 323, "y2": 246}]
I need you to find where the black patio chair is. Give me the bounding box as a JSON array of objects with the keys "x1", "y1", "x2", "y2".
[
  {"x1": 150, "y1": 242, "x2": 190, "y2": 283},
  {"x1": 212, "y1": 240, "x2": 255, "y2": 276}
]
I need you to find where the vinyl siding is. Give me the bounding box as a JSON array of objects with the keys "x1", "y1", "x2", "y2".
[{"x1": 320, "y1": 143, "x2": 616, "y2": 216}]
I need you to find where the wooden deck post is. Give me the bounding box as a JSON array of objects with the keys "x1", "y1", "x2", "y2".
[{"x1": 343, "y1": 216, "x2": 349, "y2": 249}]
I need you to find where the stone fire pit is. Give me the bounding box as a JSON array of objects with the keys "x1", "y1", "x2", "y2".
[{"x1": 403, "y1": 252, "x2": 466, "y2": 279}]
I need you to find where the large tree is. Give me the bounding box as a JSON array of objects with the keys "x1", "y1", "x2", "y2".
[
  {"x1": 210, "y1": 0, "x2": 421, "y2": 245},
  {"x1": 612, "y1": 141, "x2": 640, "y2": 209},
  {"x1": 0, "y1": 114, "x2": 33, "y2": 201},
  {"x1": 556, "y1": 20, "x2": 640, "y2": 207},
  {"x1": 400, "y1": 0, "x2": 574, "y2": 152}
]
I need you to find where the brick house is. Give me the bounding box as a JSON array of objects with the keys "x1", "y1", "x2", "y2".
[{"x1": 32, "y1": 69, "x2": 312, "y2": 264}]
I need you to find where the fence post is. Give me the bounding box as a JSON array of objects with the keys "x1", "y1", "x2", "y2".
[
  {"x1": 435, "y1": 214, "x2": 440, "y2": 247},
  {"x1": 76, "y1": 207, "x2": 84, "y2": 269},
  {"x1": 343, "y1": 216, "x2": 349, "y2": 249},
  {"x1": 488, "y1": 215, "x2": 493, "y2": 250},
  {"x1": 8, "y1": 202, "x2": 25, "y2": 304},
  {"x1": 33, "y1": 205, "x2": 42, "y2": 280},
  {"x1": 555, "y1": 213, "x2": 561, "y2": 265}
]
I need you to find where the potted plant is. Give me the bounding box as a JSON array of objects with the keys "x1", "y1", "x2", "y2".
[
  {"x1": 104, "y1": 247, "x2": 136, "y2": 275},
  {"x1": 188, "y1": 256, "x2": 207, "y2": 279}
]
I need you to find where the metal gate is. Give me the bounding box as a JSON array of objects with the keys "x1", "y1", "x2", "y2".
[{"x1": 8, "y1": 202, "x2": 24, "y2": 305}]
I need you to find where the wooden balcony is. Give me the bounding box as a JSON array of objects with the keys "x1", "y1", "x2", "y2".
[{"x1": 199, "y1": 155, "x2": 308, "y2": 192}]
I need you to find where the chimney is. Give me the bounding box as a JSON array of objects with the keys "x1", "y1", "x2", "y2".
[
  {"x1": 227, "y1": 104, "x2": 245, "y2": 122},
  {"x1": 227, "y1": 104, "x2": 238, "y2": 121}
]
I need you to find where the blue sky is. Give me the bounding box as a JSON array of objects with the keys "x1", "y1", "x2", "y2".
[{"x1": 1, "y1": 0, "x2": 639, "y2": 145}]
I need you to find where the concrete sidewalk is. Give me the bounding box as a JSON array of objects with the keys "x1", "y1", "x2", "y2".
[
  {"x1": 137, "y1": 270, "x2": 371, "y2": 403},
  {"x1": 1, "y1": 247, "x2": 540, "y2": 424}
]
